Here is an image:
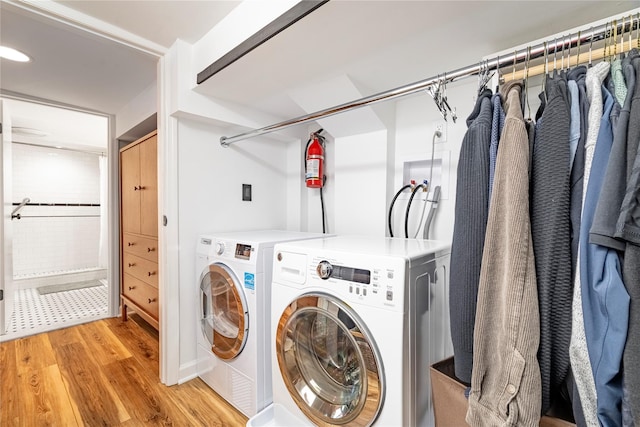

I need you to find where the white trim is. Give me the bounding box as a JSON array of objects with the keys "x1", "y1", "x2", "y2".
[
  {"x1": 178, "y1": 360, "x2": 199, "y2": 385},
  {"x1": 108, "y1": 113, "x2": 120, "y2": 318},
  {"x1": 4, "y1": 0, "x2": 166, "y2": 57},
  {"x1": 157, "y1": 54, "x2": 180, "y2": 386}
]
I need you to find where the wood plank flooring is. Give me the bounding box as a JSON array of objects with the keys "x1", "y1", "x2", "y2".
[{"x1": 0, "y1": 314, "x2": 248, "y2": 426}]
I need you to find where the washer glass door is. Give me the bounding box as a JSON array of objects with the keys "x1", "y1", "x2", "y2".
[
  {"x1": 200, "y1": 263, "x2": 248, "y2": 360},
  {"x1": 276, "y1": 293, "x2": 384, "y2": 426}
]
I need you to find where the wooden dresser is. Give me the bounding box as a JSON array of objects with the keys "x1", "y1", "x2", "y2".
[{"x1": 120, "y1": 130, "x2": 159, "y2": 330}]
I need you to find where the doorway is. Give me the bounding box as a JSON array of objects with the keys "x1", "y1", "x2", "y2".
[{"x1": 0, "y1": 97, "x2": 112, "y2": 340}]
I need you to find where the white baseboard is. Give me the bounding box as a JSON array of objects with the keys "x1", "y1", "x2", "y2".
[{"x1": 178, "y1": 359, "x2": 199, "y2": 384}]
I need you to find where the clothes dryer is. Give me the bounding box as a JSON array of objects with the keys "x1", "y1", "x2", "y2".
[
  {"x1": 195, "y1": 230, "x2": 326, "y2": 418},
  {"x1": 262, "y1": 236, "x2": 452, "y2": 426}
]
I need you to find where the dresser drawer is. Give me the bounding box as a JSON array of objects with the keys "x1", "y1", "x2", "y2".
[
  {"x1": 122, "y1": 232, "x2": 158, "y2": 262},
  {"x1": 123, "y1": 252, "x2": 158, "y2": 288},
  {"x1": 122, "y1": 274, "x2": 158, "y2": 319}
]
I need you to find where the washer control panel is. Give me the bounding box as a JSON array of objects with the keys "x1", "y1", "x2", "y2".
[{"x1": 307, "y1": 255, "x2": 406, "y2": 311}]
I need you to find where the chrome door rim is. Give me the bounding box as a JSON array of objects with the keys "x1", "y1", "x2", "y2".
[
  {"x1": 276, "y1": 292, "x2": 384, "y2": 426},
  {"x1": 199, "y1": 263, "x2": 248, "y2": 360}
]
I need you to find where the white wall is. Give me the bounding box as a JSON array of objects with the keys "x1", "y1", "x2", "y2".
[
  {"x1": 333, "y1": 129, "x2": 388, "y2": 236},
  {"x1": 12, "y1": 144, "x2": 101, "y2": 277},
  {"x1": 394, "y1": 79, "x2": 478, "y2": 242},
  {"x1": 176, "y1": 118, "x2": 289, "y2": 370},
  {"x1": 115, "y1": 81, "x2": 157, "y2": 139}
]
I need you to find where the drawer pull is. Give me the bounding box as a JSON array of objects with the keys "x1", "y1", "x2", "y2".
[
  {"x1": 148, "y1": 271, "x2": 156, "y2": 277},
  {"x1": 128, "y1": 286, "x2": 135, "y2": 291},
  {"x1": 134, "y1": 185, "x2": 139, "y2": 191},
  {"x1": 128, "y1": 263, "x2": 136, "y2": 267},
  {"x1": 147, "y1": 247, "x2": 155, "y2": 253},
  {"x1": 148, "y1": 298, "x2": 156, "y2": 304},
  {"x1": 128, "y1": 242, "x2": 135, "y2": 246},
  {"x1": 138, "y1": 186, "x2": 146, "y2": 190}
]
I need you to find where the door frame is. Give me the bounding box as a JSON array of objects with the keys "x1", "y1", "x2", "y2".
[{"x1": 0, "y1": 94, "x2": 118, "y2": 334}]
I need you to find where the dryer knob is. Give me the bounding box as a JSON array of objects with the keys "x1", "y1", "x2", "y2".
[
  {"x1": 317, "y1": 260, "x2": 333, "y2": 280},
  {"x1": 215, "y1": 242, "x2": 225, "y2": 255}
]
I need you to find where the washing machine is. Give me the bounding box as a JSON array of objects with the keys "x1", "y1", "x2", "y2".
[
  {"x1": 196, "y1": 230, "x2": 327, "y2": 418},
  {"x1": 260, "y1": 235, "x2": 452, "y2": 426}
]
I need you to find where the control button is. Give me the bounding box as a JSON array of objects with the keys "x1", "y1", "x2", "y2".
[
  {"x1": 349, "y1": 285, "x2": 353, "y2": 293},
  {"x1": 506, "y1": 384, "x2": 516, "y2": 394},
  {"x1": 387, "y1": 271, "x2": 394, "y2": 279},
  {"x1": 215, "y1": 242, "x2": 225, "y2": 255},
  {"x1": 317, "y1": 260, "x2": 333, "y2": 280},
  {"x1": 356, "y1": 287, "x2": 360, "y2": 295},
  {"x1": 386, "y1": 290, "x2": 393, "y2": 301},
  {"x1": 363, "y1": 288, "x2": 367, "y2": 296}
]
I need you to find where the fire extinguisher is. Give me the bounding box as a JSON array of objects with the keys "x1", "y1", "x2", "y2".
[{"x1": 305, "y1": 129, "x2": 325, "y2": 188}]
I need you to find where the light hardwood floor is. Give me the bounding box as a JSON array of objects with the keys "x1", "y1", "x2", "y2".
[{"x1": 0, "y1": 314, "x2": 248, "y2": 426}]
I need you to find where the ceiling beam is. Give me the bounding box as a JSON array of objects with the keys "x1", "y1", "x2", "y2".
[{"x1": 196, "y1": 0, "x2": 329, "y2": 85}]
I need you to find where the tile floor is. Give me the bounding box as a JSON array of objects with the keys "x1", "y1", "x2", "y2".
[{"x1": 1, "y1": 280, "x2": 108, "y2": 341}]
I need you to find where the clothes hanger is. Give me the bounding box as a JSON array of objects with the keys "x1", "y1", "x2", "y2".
[
  {"x1": 553, "y1": 37, "x2": 558, "y2": 72},
  {"x1": 561, "y1": 34, "x2": 566, "y2": 71},
  {"x1": 442, "y1": 72, "x2": 457, "y2": 123},
  {"x1": 524, "y1": 46, "x2": 532, "y2": 119},
  {"x1": 477, "y1": 59, "x2": 494, "y2": 96},
  {"x1": 611, "y1": 20, "x2": 618, "y2": 61},
  {"x1": 512, "y1": 49, "x2": 517, "y2": 82},
  {"x1": 636, "y1": 13, "x2": 640, "y2": 49},
  {"x1": 566, "y1": 33, "x2": 572, "y2": 70},
  {"x1": 543, "y1": 41, "x2": 548, "y2": 101},
  {"x1": 577, "y1": 30, "x2": 582, "y2": 66},
  {"x1": 497, "y1": 54, "x2": 504, "y2": 86},
  {"x1": 589, "y1": 27, "x2": 594, "y2": 67}
]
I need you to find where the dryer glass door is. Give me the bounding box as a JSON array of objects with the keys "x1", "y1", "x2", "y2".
[
  {"x1": 200, "y1": 263, "x2": 248, "y2": 360},
  {"x1": 276, "y1": 293, "x2": 384, "y2": 426}
]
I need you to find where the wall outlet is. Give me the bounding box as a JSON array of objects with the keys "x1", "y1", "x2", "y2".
[{"x1": 434, "y1": 120, "x2": 447, "y2": 143}]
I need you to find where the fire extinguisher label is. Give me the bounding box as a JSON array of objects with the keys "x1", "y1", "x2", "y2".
[{"x1": 306, "y1": 159, "x2": 320, "y2": 180}]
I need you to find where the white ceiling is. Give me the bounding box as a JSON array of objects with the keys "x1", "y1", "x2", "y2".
[{"x1": 0, "y1": 0, "x2": 638, "y2": 149}]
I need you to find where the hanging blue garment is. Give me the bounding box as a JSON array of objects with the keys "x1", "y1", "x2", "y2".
[{"x1": 581, "y1": 85, "x2": 630, "y2": 427}]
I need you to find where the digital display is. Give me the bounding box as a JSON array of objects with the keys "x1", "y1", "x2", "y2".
[
  {"x1": 332, "y1": 266, "x2": 371, "y2": 284},
  {"x1": 235, "y1": 243, "x2": 252, "y2": 260}
]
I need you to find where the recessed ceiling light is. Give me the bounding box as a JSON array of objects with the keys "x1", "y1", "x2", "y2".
[{"x1": 0, "y1": 46, "x2": 31, "y2": 62}]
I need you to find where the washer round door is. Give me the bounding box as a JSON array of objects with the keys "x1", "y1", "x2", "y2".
[
  {"x1": 276, "y1": 292, "x2": 384, "y2": 426},
  {"x1": 200, "y1": 263, "x2": 249, "y2": 360}
]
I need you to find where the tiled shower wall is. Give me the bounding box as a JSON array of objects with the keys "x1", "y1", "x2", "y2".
[{"x1": 12, "y1": 144, "x2": 102, "y2": 279}]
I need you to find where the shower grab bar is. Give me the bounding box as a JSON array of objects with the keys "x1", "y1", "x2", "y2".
[
  {"x1": 11, "y1": 202, "x2": 100, "y2": 207},
  {"x1": 11, "y1": 198, "x2": 30, "y2": 220},
  {"x1": 18, "y1": 215, "x2": 101, "y2": 218}
]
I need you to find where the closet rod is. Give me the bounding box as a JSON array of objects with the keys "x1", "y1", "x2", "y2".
[{"x1": 220, "y1": 16, "x2": 638, "y2": 146}]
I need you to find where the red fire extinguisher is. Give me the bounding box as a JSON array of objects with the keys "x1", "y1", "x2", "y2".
[{"x1": 305, "y1": 130, "x2": 325, "y2": 188}]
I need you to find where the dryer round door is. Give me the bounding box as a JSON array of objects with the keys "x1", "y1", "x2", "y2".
[
  {"x1": 276, "y1": 292, "x2": 384, "y2": 426},
  {"x1": 200, "y1": 263, "x2": 249, "y2": 360}
]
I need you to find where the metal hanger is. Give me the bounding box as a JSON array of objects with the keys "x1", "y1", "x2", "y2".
[
  {"x1": 611, "y1": 20, "x2": 618, "y2": 61},
  {"x1": 589, "y1": 27, "x2": 594, "y2": 67},
  {"x1": 636, "y1": 13, "x2": 640, "y2": 49},
  {"x1": 524, "y1": 46, "x2": 532, "y2": 119},
  {"x1": 477, "y1": 59, "x2": 494, "y2": 95},
  {"x1": 427, "y1": 74, "x2": 457, "y2": 123},
  {"x1": 577, "y1": 30, "x2": 582, "y2": 66},
  {"x1": 553, "y1": 37, "x2": 558, "y2": 71},
  {"x1": 561, "y1": 34, "x2": 566, "y2": 70},
  {"x1": 566, "y1": 33, "x2": 572, "y2": 70},
  {"x1": 542, "y1": 41, "x2": 548, "y2": 101},
  {"x1": 512, "y1": 49, "x2": 517, "y2": 81}
]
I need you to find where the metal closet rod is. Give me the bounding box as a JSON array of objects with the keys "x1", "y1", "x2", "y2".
[{"x1": 220, "y1": 17, "x2": 638, "y2": 146}]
